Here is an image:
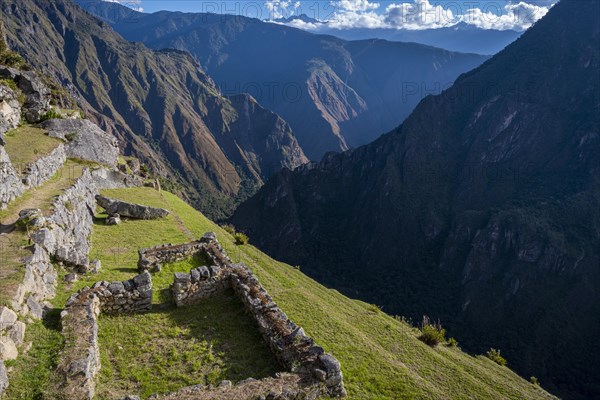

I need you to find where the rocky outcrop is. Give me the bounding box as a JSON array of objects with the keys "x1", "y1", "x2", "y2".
[
  {"x1": 58, "y1": 272, "x2": 152, "y2": 399},
  {"x1": 21, "y1": 144, "x2": 66, "y2": 187},
  {"x1": 0, "y1": 83, "x2": 21, "y2": 143},
  {"x1": 90, "y1": 168, "x2": 143, "y2": 189},
  {"x1": 40, "y1": 119, "x2": 119, "y2": 167},
  {"x1": 0, "y1": 66, "x2": 50, "y2": 123},
  {"x1": 96, "y1": 194, "x2": 169, "y2": 220},
  {"x1": 0, "y1": 145, "x2": 24, "y2": 208}
]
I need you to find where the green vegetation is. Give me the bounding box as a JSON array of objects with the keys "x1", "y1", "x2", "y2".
[
  {"x1": 447, "y1": 337, "x2": 459, "y2": 348},
  {"x1": 5, "y1": 188, "x2": 556, "y2": 399},
  {"x1": 39, "y1": 109, "x2": 63, "y2": 122},
  {"x1": 96, "y1": 293, "x2": 279, "y2": 399},
  {"x1": 0, "y1": 23, "x2": 27, "y2": 69},
  {"x1": 2, "y1": 311, "x2": 63, "y2": 399},
  {"x1": 530, "y1": 376, "x2": 540, "y2": 386},
  {"x1": 486, "y1": 349, "x2": 507, "y2": 367},
  {"x1": 0, "y1": 77, "x2": 18, "y2": 91},
  {"x1": 2, "y1": 125, "x2": 62, "y2": 168},
  {"x1": 221, "y1": 224, "x2": 236, "y2": 235},
  {"x1": 234, "y1": 232, "x2": 249, "y2": 245},
  {"x1": 418, "y1": 316, "x2": 447, "y2": 347}
]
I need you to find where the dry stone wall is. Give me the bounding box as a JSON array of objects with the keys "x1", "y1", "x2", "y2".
[
  {"x1": 0, "y1": 146, "x2": 24, "y2": 209},
  {"x1": 138, "y1": 232, "x2": 229, "y2": 273},
  {"x1": 58, "y1": 272, "x2": 153, "y2": 400},
  {"x1": 173, "y1": 264, "x2": 230, "y2": 306},
  {"x1": 165, "y1": 234, "x2": 346, "y2": 399},
  {"x1": 21, "y1": 144, "x2": 66, "y2": 188}
]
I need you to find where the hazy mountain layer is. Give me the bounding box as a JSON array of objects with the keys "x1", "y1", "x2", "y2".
[{"x1": 76, "y1": 0, "x2": 489, "y2": 160}]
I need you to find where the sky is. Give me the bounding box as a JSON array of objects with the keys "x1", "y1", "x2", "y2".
[{"x1": 103, "y1": 0, "x2": 558, "y2": 31}]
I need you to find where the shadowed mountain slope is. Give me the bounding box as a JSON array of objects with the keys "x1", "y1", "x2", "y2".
[{"x1": 232, "y1": 1, "x2": 600, "y2": 398}]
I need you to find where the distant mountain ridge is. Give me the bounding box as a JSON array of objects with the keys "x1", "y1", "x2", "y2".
[
  {"x1": 75, "y1": 0, "x2": 489, "y2": 161},
  {"x1": 1, "y1": 0, "x2": 308, "y2": 219},
  {"x1": 232, "y1": 1, "x2": 600, "y2": 399},
  {"x1": 300, "y1": 22, "x2": 522, "y2": 55}
]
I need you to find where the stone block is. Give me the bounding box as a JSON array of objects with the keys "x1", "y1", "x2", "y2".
[
  {"x1": 0, "y1": 336, "x2": 18, "y2": 360},
  {"x1": 0, "y1": 307, "x2": 17, "y2": 331}
]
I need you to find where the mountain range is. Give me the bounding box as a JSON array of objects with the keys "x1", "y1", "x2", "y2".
[
  {"x1": 75, "y1": 0, "x2": 489, "y2": 161},
  {"x1": 1, "y1": 0, "x2": 313, "y2": 219},
  {"x1": 232, "y1": 1, "x2": 600, "y2": 399},
  {"x1": 274, "y1": 18, "x2": 523, "y2": 55}
]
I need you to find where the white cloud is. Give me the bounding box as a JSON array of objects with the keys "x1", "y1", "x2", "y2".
[
  {"x1": 384, "y1": 0, "x2": 458, "y2": 30},
  {"x1": 102, "y1": 0, "x2": 143, "y2": 12},
  {"x1": 273, "y1": 0, "x2": 553, "y2": 32},
  {"x1": 462, "y1": 2, "x2": 550, "y2": 30},
  {"x1": 332, "y1": 0, "x2": 380, "y2": 12},
  {"x1": 265, "y1": 0, "x2": 301, "y2": 20}
]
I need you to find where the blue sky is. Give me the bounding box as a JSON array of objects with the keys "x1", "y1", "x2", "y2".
[{"x1": 105, "y1": 0, "x2": 557, "y2": 31}]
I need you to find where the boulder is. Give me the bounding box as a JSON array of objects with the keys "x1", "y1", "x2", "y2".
[
  {"x1": 8, "y1": 321, "x2": 26, "y2": 346},
  {"x1": 17, "y1": 208, "x2": 42, "y2": 226},
  {"x1": 95, "y1": 195, "x2": 169, "y2": 220},
  {"x1": 106, "y1": 214, "x2": 121, "y2": 225},
  {"x1": 89, "y1": 259, "x2": 101, "y2": 274},
  {"x1": 39, "y1": 119, "x2": 119, "y2": 167},
  {"x1": 64, "y1": 273, "x2": 78, "y2": 284},
  {"x1": 0, "y1": 307, "x2": 17, "y2": 330},
  {"x1": 0, "y1": 336, "x2": 18, "y2": 360}
]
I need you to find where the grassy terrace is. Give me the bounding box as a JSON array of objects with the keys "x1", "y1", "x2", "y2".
[
  {"x1": 2, "y1": 125, "x2": 63, "y2": 172},
  {"x1": 0, "y1": 160, "x2": 85, "y2": 307},
  {"x1": 5, "y1": 188, "x2": 556, "y2": 399}
]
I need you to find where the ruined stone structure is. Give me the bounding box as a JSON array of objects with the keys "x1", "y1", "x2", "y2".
[
  {"x1": 146, "y1": 234, "x2": 347, "y2": 399},
  {"x1": 138, "y1": 232, "x2": 228, "y2": 273},
  {"x1": 20, "y1": 144, "x2": 67, "y2": 188},
  {"x1": 0, "y1": 146, "x2": 24, "y2": 209},
  {"x1": 58, "y1": 272, "x2": 153, "y2": 399}
]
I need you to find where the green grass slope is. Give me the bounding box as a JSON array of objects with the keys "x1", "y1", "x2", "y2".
[{"x1": 6, "y1": 188, "x2": 555, "y2": 399}]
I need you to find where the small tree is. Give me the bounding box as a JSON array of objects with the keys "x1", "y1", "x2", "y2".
[
  {"x1": 418, "y1": 316, "x2": 446, "y2": 347},
  {"x1": 486, "y1": 348, "x2": 507, "y2": 366},
  {"x1": 234, "y1": 232, "x2": 249, "y2": 245}
]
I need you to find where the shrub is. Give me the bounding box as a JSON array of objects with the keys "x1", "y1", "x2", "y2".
[
  {"x1": 0, "y1": 78, "x2": 18, "y2": 91},
  {"x1": 447, "y1": 337, "x2": 458, "y2": 347},
  {"x1": 221, "y1": 224, "x2": 236, "y2": 235},
  {"x1": 530, "y1": 376, "x2": 539, "y2": 386},
  {"x1": 418, "y1": 316, "x2": 446, "y2": 347},
  {"x1": 0, "y1": 51, "x2": 26, "y2": 69},
  {"x1": 486, "y1": 348, "x2": 507, "y2": 366},
  {"x1": 234, "y1": 232, "x2": 249, "y2": 245},
  {"x1": 39, "y1": 109, "x2": 63, "y2": 122}
]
